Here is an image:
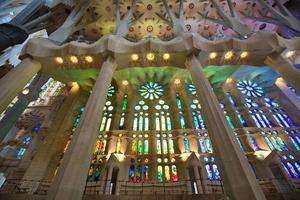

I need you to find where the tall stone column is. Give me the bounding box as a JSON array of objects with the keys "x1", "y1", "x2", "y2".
[
  {"x1": 185, "y1": 55, "x2": 266, "y2": 200},
  {"x1": 265, "y1": 53, "x2": 300, "y2": 92},
  {"x1": 275, "y1": 77, "x2": 300, "y2": 110},
  {"x1": 0, "y1": 58, "x2": 41, "y2": 114},
  {"x1": 20, "y1": 85, "x2": 85, "y2": 193},
  {"x1": 0, "y1": 74, "x2": 48, "y2": 142},
  {"x1": 47, "y1": 58, "x2": 117, "y2": 200}
]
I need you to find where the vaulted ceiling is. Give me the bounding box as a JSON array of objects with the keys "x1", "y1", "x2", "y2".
[{"x1": 77, "y1": 0, "x2": 296, "y2": 41}]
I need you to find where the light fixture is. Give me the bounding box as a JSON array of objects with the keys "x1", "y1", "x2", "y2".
[
  {"x1": 70, "y1": 56, "x2": 78, "y2": 64},
  {"x1": 22, "y1": 88, "x2": 29, "y2": 95},
  {"x1": 224, "y1": 51, "x2": 233, "y2": 60},
  {"x1": 174, "y1": 79, "x2": 181, "y2": 85},
  {"x1": 240, "y1": 51, "x2": 248, "y2": 59},
  {"x1": 55, "y1": 57, "x2": 64, "y2": 64},
  {"x1": 131, "y1": 54, "x2": 139, "y2": 61},
  {"x1": 286, "y1": 51, "x2": 295, "y2": 58},
  {"x1": 122, "y1": 80, "x2": 129, "y2": 86},
  {"x1": 146, "y1": 52, "x2": 155, "y2": 61},
  {"x1": 85, "y1": 56, "x2": 93, "y2": 63},
  {"x1": 226, "y1": 78, "x2": 233, "y2": 84},
  {"x1": 209, "y1": 52, "x2": 217, "y2": 59},
  {"x1": 163, "y1": 53, "x2": 170, "y2": 60}
]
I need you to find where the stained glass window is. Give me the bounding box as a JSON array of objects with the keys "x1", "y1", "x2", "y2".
[
  {"x1": 246, "y1": 131, "x2": 260, "y2": 151},
  {"x1": 281, "y1": 155, "x2": 300, "y2": 179},
  {"x1": 155, "y1": 100, "x2": 172, "y2": 131},
  {"x1": 133, "y1": 100, "x2": 149, "y2": 131},
  {"x1": 131, "y1": 134, "x2": 148, "y2": 155},
  {"x1": 245, "y1": 98, "x2": 273, "y2": 128},
  {"x1": 176, "y1": 93, "x2": 186, "y2": 129},
  {"x1": 129, "y1": 159, "x2": 149, "y2": 183},
  {"x1": 237, "y1": 80, "x2": 263, "y2": 97},
  {"x1": 187, "y1": 83, "x2": 197, "y2": 96},
  {"x1": 204, "y1": 157, "x2": 221, "y2": 180},
  {"x1": 156, "y1": 133, "x2": 174, "y2": 155},
  {"x1": 140, "y1": 82, "x2": 164, "y2": 100},
  {"x1": 157, "y1": 165, "x2": 163, "y2": 182},
  {"x1": 119, "y1": 94, "x2": 128, "y2": 129},
  {"x1": 107, "y1": 84, "x2": 116, "y2": 97},
  {"x1": 198, "y1": 133, "x2": 213, "y2": 154},
  {"x1": 190, "y1": 99, "x2": 206, "y2": 130},
  {"x1": 234, "y1": 132, "x2": 245, "y2": 152},
  {"x1": 99, "y1": 100, "x2": 114, "y2": 131},
  {"x1": 264, "y1": 97, "x2": 295, "y2": 128},
  {"x1": 94, "y1": 134, "x2": 108, "y2": 155},
  {"x1": 157, "y1": 158, "x2": 178, "y2": 182},
  {"x1": 183, "y1": 133, "x2": 190, "y2": 153}
]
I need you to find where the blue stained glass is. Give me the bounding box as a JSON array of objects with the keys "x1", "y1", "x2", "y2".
[
  {"x1": 199, "y1": 138, "x2": 206, "y2": 153},
  {"x1": 247, "y1": 132, "x2": 259, "y2": 151},
  {"x1": 287, "y1": 162, "x2": 299, "y2": 178},
  {"x1": 184, "y1": 137, "x2": 190, "y2": 153},
  {"x1": 237, "y1": 80, "x2": 264, "y2": 97},
  {"x1": 282, "y1": 163, "x2": 292, "y2": 177},
  {"x1": 179, "y1": 112, "x2": 185, "y2": 129},
  {"x1": 193, "y1": 113, "x2": 200, "y2": 129},
  {"x1": 226, "y1": 92, "x2": 236, "y2": 107},
  {"x1": 264, "y1": 137, "x2": 275, "y2": 151},
  {"x1": 212, "y1": 164, "x2": 221, "y2": 180},
  {"x1": 289, "y1": 136, "x2": 300, "y2": 151},
  {"x1": 205, "y1": 164, "x2": 213, "y2": 180}
]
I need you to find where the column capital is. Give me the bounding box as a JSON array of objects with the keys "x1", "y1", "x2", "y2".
[{"x1": 265, "y1": 52, "x2": 300, "y2": 92}]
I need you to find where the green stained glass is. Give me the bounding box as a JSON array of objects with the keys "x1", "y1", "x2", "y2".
[
  {"x1": 157, "y1": 165, "x2": 163, "y2": 182},
  {"x1": 179, "y1": 113, "x2": 185, "y2": 129},
  {"x1": 187, "y1": 83, "x2": 197, "y2": 95},
  {"x1": 122, "y1": 94, "x2": 128, "y2": 111},
  {"x1": 224, "y1": 111, "x2": 234, "y2": 129},
  {"x1": 176, "y1": 93, "x2": 182, "y2": 109},
  {"x1": 138, "y1": 140, "x2": 143, "y2": 154},
  {"x1": 144, "y1": 140, "x2": 149, "y2": 154},
  {"x1": 107, "y1": 84, "x2": 115, "y2": 97}
]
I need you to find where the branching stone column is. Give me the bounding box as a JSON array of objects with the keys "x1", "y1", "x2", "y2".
[
  {"x1": 265, "y1": 53, "x2": 300, "y2": 92},
  {"x1": 186, "y1": 55, "x2": 266, "y2": 200},
  {"x1": 0, "y1": 58, "x2": 41, "y2": 114},
  {"x1": 47, "y1": 57, "x2": 117, "y2": 200}
]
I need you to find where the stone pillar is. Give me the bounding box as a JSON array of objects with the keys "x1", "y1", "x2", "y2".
[
  {"x1": 0, "y1": 74, "x2": 48, "y2": 142},
  {"x1": 275, "y1": 77, "x2": 300, "y2": 110},
  {"x1": 0, "y1": 58, "x2": 41, "y2": 114},
  {"x1": 47, "y1": 58, "x2": 117, "y2": 200},
  {"x1": 265, "y1": 53, "x2": 300, "y2": 92},
  {"x1": 185, "y1": 55, "x2": 266, "y2": 200},
  {"x1": 20, "y1": 84, "x2": 84, "y2": 193}
]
